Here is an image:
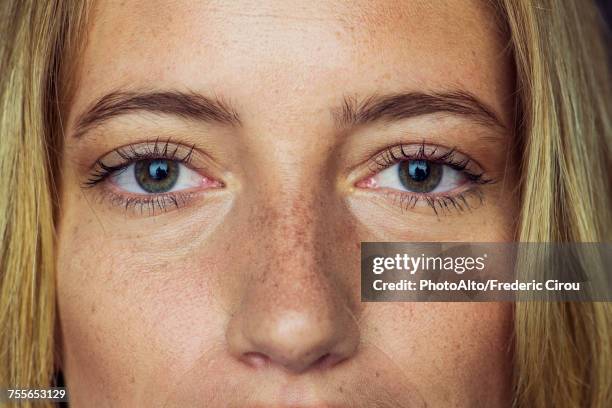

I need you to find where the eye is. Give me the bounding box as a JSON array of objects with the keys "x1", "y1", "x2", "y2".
[
  {"x1": 355, "y1": 144, "x2": 494, "y2": 215},
  {"x1": 373, "y1": 159, "x2": 467, "y2": 194},
  {"x1": 111, "y1": 159, "x2": 205, "y2": 194}
]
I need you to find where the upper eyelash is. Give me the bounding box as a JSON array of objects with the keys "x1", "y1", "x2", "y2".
[
  {"x1": 83, "y1": 139, "x2": 196, "y2": 188},
  {"x1": 369, "y1": 142, "x2": 494, "y2": 185}
]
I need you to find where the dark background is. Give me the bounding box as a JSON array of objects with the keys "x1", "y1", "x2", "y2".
[
  {"x1": 597, "y1": 0, "x2": 611, "y2": 39},
  {"x1": 598, "y1": 0, "x2": 611, "y2": 27}
]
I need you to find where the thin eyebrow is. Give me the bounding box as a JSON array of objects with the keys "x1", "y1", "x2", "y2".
[
  {"x1": 333, "y1": 90, "x2": 505, "y2": 130},
  {"x1": 73, "y1": 90, "x2": 241, "y2": 138}
]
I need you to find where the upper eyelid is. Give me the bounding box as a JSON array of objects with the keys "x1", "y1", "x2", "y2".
[
  {"x1": 83, "y1": 141, "x2": 205, "y2": 188},
  {"x1": 104, "y1": 140, "x2": 194, "y2": 162},
  {"x1": 367, "y1": 143, "x2": 485, "y2": 174},
  {"x1": 91, "y1": 141, "x2": 200, "y2": 172}
]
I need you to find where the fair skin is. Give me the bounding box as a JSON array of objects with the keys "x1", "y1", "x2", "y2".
[{"x1": 57, "y1": 0, "x2": 517, "y2": 406}]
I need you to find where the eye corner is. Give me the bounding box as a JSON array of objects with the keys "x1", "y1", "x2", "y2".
[{"x1": 355, "y1": 175, "x2": 377, "y2": 189}]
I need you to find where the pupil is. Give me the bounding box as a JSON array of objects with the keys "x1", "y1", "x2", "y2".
[
  {"x1": 149, "y1": 160, "x2": 169, "y2": 180},
  {"x1": 408, "y1": 160, "x2": 430, "y2": 182}
]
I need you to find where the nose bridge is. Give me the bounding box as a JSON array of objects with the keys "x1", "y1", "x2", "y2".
[
  {"x1": 268, "y1": 190, "x2": 319, "y2": 266},
  {"x1": 226, "y1": 175, "x2": 360, "y2": 373},
  {"x1": 250, "y1": 185, "x2": 340, "y2": 317},
  {"x1": 247, "y1": 146, "x2": 332, "y2": 265}
]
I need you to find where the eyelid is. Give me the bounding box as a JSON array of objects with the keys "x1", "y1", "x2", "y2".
[
  {"x1": 83, "y1": 140, "x2": 222, "y2": 188},
  {"x1": 366, "y1": 143, "x2": 487, "y2": 178},
  {"x1": 91, "y1": 140, "x2": 195, "y2": 170}
]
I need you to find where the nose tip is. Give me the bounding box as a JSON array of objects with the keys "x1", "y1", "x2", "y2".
[{"x1": 227, "y1": 309, "x2": 359, "y2": 374}]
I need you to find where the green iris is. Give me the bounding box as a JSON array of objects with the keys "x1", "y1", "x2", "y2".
[
  {"x1": 398, "y1": 160, "x2": 442, "y2": 193},
  {"x1": 135, "y1": 159, "x2": 179, "y2": 193}
]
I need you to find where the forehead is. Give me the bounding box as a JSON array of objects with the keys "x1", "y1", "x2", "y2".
[{"x1": 70, "y1": 0, "x2": 511, "y2": 126}]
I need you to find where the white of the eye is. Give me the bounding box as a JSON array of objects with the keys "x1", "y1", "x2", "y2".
[
  {"x1": 111, "y1": 162, "x2": 202, "y2": 194},
  {"x1": 375, "y1": 162, "x2": 465, "y2": 193}
]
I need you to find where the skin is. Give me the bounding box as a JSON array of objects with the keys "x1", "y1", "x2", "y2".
[{"x1": 57, "y1": 0, "x2": 518, "y2": 406}]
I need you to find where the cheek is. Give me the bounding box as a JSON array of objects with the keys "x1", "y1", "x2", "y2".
[
  {"x1": 366, "y1": 302, "x2": 512, "y2": 405},
  {"x1": 55, "y1": 211, "x2": 230, "y2": 404},
  {"x1": 346, "y1": 195, "x2": 516, "y2": 242}
]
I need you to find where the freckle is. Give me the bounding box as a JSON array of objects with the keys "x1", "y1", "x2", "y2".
[
  {"x1": 91, "y1": 303, "x2": 96, "y2": 314},
  {"x1": 338, "y1": 386, "x2": 343, "y2": 393},
  {"x1": 130, "y1": 375, "x2": 135, "y2": 384},
  {"x1": 375, "y1": 371, "x2": 380, "y2": 378}
]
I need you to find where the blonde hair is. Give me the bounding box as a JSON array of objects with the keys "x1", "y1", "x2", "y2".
[
  {"x1": 497, "y1": 1, "x2": 612, "y2": 406},
  {"x1": 0, "y1": 0, "x2": 88, "y2": 401},
  {"x1": 0, "y1": 1, "x2": 610, "y2": 407}
]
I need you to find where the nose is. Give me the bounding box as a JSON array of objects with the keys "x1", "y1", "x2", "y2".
[
  {"x1": 227, "y1": 306, "x2": 359, "y2": 373},
  {"x1": 225, "y1": 199, "x2": 360, "y2": 374}
]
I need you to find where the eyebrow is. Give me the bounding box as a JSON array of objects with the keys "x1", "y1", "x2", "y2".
[
  {"x1": 73, "y1": 90, "x2": 241, "y2": 137},
  {"x1": 73, "y1": 89, "x2": 504, "y2": 138},
  {"x1": 333, "y1": 91, "x2": 505, "y2": 129}
]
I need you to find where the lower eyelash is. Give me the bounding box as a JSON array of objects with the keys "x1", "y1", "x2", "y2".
[
  {"x1": 104, "y1": 190, "x2": 194, "y2": 215},
  {"x1": 384, "y1": 187, "x2": 486, "y2": 216}
]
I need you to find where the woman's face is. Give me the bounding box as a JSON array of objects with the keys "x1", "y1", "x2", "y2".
[{"x1": 57, "y1": 0, "x2": 517, "y2": 406}]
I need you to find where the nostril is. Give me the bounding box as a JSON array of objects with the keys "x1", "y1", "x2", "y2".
[
  {"x1": 226, "y1": 300, "x2": 361, "y2": 374},
  {"x1": 313, "y1": 353, "x2": 331, "y2": 369},
  {"x1": 240, "y1": 350, "x2": 345, "y2": 372},
  {"x1": 312, "y1": 353, "x2": 342, "y2": 370},
  {"x1": 241, "y1": 352, "x2": 270, "y2": 368}
]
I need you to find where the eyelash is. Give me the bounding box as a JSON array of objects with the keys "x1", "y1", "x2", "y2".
[
  {"x1": 366, "y1": 142, "x2": 495, "y2": 215},
  {"x1": 84, "y1": 139, "x2": 196, "y2": 187},
  {"x1": 83, "y1": 139, "x2": 199, "y2": 215},
  {"x1": 83, "y1": 140, "x2": 494, "y2": 216}
]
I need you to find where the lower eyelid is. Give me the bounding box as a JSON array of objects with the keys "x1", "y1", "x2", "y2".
[
  {"x1": 380, "y1": 187, "x2": 486, "y2": 215},
  {"x1": 92, "y1": 186, "x2": 212, "y2": 217},
  {"x1": 373, "y1": 184, "x2": 473, "y2": 198},
  {"x1": 109, "y1": 190, "x2": 196, "y2": 215}
]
